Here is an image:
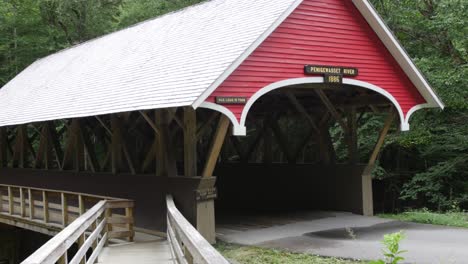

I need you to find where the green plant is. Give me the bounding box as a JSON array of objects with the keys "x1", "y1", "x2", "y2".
[{"x1": 369, "y1": 231, "x2": 407, "y2": 264}]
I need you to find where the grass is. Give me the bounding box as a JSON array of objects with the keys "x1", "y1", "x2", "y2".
[
  {"x1": 378, "y1": 209, "x2": 468, "y2": 228},
  {"x1": 215, "y1": 242, "x2": 364, "y2": 264}
]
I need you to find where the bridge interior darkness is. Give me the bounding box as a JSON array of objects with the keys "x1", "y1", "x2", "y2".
[{"x1": 214, "y1": 85, "x2": 395, "y2": 216}]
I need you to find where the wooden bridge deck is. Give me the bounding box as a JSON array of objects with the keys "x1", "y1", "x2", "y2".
[{"x1": 97, "y1": 233, "x2": 173, "y2": 264}]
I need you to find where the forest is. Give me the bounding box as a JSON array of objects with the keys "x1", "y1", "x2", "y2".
[{"x1": 0, "y1": 0, "x2": 466, "y2": 212}]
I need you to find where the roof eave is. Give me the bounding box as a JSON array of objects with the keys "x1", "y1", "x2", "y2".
[{"x1": 352, "y1": 0, "x2": 444, "y2": 110}]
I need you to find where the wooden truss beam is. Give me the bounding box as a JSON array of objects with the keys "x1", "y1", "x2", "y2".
[
  {"x1": 315, "y1": 89, "x2": 348, "y2": 133},
  {"x1": 184, "y1": 107, "x2": 197, "y2": 177},
  {"x1": 202, "y1": 116, "x2": 230, "y2": 177}
]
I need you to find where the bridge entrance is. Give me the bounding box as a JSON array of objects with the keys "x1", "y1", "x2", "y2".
[{"x1": 214, "y1": 84, "x2": 396, "y2": 218}]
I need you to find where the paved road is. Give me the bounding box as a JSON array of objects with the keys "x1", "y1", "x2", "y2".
[{"x1": 216, "y1": 211, "x2": 468, "y2": 264}]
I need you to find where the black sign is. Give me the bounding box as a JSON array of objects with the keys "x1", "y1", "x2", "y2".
[
  {"x1": 216, "y1": 96, "x2": 247, "y2": 105},
  {"x1": 304, "y1": 65, "x2": 358, "y2": 76}
]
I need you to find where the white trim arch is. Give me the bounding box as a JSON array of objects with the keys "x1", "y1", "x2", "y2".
[
  {"x1": 198, "y1": 102, "x2": 246, "y2": 135},
  {"x1": 199, "y1": 78, "x2": 418, "y2": 136},
  {"x1": 240, "y1": 78, "x2": 408, "y2": 134}
]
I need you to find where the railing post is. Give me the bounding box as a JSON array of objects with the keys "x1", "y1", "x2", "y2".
[
  {"x1": 8, "y1": 186, "x2": 13, "y2": 215},
  {"x1": 125, "y1": 207, "x2": 134, "y2": 242},
  {"x1": 61, "y1": 193, "x2": 69, "y2": 227},
  {"x1": 43, "y1": 191, "x2": 49, "y2": 223},
  {"x1": 20, "y1": 188, "x2": 26, "y2": 217},
  {"x1": 28, "y1": 188, "x2": 34, "y2": 219},
  {"x1": 58, "y1": 251, "x2": 68, "y2": 264},
  {"x1": 105, "y1": 205, "x2": 112, "y2": 246},
  {"x1": 78, "y1": 194, "x2": 86, "y2": 264}
]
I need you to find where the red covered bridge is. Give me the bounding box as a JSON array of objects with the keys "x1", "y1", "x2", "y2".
[{"x1": 0, "y1": 0, "x2": 442, "y2": 263}]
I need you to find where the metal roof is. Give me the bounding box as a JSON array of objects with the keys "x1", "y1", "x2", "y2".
[{"x1": 0, "y1": 0, "x2": 297, "y2": 126}]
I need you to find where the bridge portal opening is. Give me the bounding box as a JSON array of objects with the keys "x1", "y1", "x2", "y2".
[{"x1": 214, "y1": 84, "x2": 396, "y2": 218}]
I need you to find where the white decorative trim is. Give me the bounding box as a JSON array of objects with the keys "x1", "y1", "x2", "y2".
[
  {"x1": 198, "y1": 102, "x2": 246, "y2": 136},
  {"x1": 192, "y1": 0, "x2": 304, "y2": 108},
  {"x1": 402, "y1": 103, "x2": 431, "y2": 130},
  {"x1": 239, "y1": 78, "x2": 408, "y2": 131},
  {"x1": 352, "y1": 0, "x2": 444, "y2": 110}
]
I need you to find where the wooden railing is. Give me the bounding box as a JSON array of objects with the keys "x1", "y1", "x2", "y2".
[
  {"x1": 166, "y1": 195, "x2": 229, "y2": 264},
  {"x1": 0, "y1": 184, "x2": 134, "y2": 264}
]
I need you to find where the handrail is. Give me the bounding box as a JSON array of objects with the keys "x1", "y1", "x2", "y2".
[
  {"x1": 166, "y1": 195, "x2": 229, "y2": 264},
  {"x1": 0, "y1": 184, "x2": 135, "y2": 264},
  {"x1": 21, "y1": 201, "x2": 107, "y2": 264}
]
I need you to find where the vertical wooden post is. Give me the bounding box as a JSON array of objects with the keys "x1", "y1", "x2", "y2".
[
  {"x1": 110, "y1": 115, "x2": 123, "y2": 174},
  {"x1": 28, "y1": 189, "x2": 34, "y2": 219},
  {"x1": 156, "y1": 109, "x2": 177, "y2": 177},
  {"x1": 125, "y1": 207, "x2": 134, "y2": 242},
  {"x1": 77, "y1": 196, "x2": 86, "y2": 264},
  {"x1": 362, "y1": 110, "x2": 395, "y2": 216},
  {"x1": 61, "y1": 193, "x2": 68, "y2": 227},
  {"x1": 202, "y1": 116, "x2": 230, "y2": 177},
  {"x1": 184, "y1": 107, "x2": 197, "y2": 177},
  {"x1": 8, "y1": 186, "x2": 13, "y2": 215},
  {"x1": 58, "y1": 252, "x2": 68, "y2": 264},
  {"x1": 20, "y1": 188, "x2": 25, "y2": 217},
  {"x1": 42, "y1": 191, "x2": 49, "y2": 223},
  {"x1": 198, "y1": 115, "x2": 230, "y2": 243}
]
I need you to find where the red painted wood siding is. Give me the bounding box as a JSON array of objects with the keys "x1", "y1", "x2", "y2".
[{"x1": 207, "y1": 0, "x2": 426, "y2": 120}]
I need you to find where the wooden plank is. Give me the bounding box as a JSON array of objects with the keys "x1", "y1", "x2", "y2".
[
  {"x1": 140, "y1": 110, "x2": 159, "y2": 134},
  {"x1": 202, "y1": 116, "x2": 230, "y2": 177},
  {"x1": 20, "y1": 188, "x2": 25, "y2": 217},
  {"x1": 8, "y1": 186, "x2": 13, "y2": 215},
  {"x1": 270, "y1": 120, "x2": 295, "y2": 163},
  {"x1": 286, "y1": 92, "x2": 320, "y2": 133},
  {"x1": 69, "y1": 218, "x2": 106, "y2": 264},
  {"x1": 368, "y1": 111, "x2": 395, "y2": 165},
  {"x1": 167, "y1": 218, "x2": 189, "y2": 264},
  {"x1": 166, "y1": 195, "x2": 229, "y2": 264},
  {"x1": 125, "y1": 207, "x2": 134, "y2": 242},
  {"x1": 107, "y1": 216, "x2": 134, "y2": 225},
  {"x1": 48, "y1": 122, "x2": 64, "y2": 169},
  {"x1": 43, "y1": 191, "x2": 49, "y2": 223},
  {"x1": 105, "y1": 200, "x2": 134, "y2": 209},
  {"x1": 86, "y1": 232, "x2": 107, "y2": 264},
  {"x1": 184, "y1": 107, "x2": 197, "y2": 177},
  {"x1": 29, "y1": 189, "x2": 35, "y2": 219},
  {"x1": 196, "y1": 112, "x2": 219, "y2": 139},
  {"x1": 21, "y1": 201, "x2": 106, "y2": 264},
  {"x1": 95, "y1": 116, "x2": 112, "y2": 135},
  {"x1": 80, "y1": 126, "x2": 100, "y2": 173},
  {"x1": 61, "y1": 193, "x2": 68, "y2": 227},
  {"x1": 315, "y1": 89, "x2": 348, "y2": 133}
]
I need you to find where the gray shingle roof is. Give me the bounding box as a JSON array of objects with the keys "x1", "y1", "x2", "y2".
[{"x1": 0, "y1": 0, "x2": 297, "y2": 126}]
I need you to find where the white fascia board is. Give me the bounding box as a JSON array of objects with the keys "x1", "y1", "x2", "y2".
[
  {"x1": 191, "y1": 0, "x2": 304, "y2": 108},
  {"x1": 352, "y1": 0, "x2": 444, "y2": 110}
]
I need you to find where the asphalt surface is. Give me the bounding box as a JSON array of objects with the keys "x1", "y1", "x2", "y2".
[{"x1": 216, "y1": 211, "x2": 468, "y2": 264}]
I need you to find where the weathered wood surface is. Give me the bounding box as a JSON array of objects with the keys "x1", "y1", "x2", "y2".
[
  {"x1": 0, "y1": 184, "x2": 135, "y2": 264},
  {"x1": 97, "y1": 232, "x2": 173, "y2": 264},
  {"x1": 166, "y1": 195, "x2": 229, "y2": 264}
]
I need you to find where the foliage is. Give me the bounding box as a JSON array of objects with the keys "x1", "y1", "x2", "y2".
[
  {"x1": 379, "y1": 208, "x2": 468, "y2": 228},
  {"x1": 369, "y1": 232, "x2": 407, "y2": 264},
  {"x1": 368, "y1": 0, "x2": 468, "y2": 211},
  {"x1": 215, "y1": 242, "x2": 363, "y2": 264}
]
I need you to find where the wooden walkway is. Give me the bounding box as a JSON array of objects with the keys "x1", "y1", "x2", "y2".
[{"x1": 97, "y1": 232, "x2": 174, "y2": 264}]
